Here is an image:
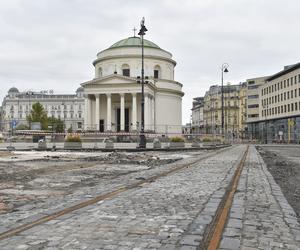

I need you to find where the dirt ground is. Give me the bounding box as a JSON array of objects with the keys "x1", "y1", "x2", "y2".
[
  {"x1": 257, "y1": 146, "x2": 300, "y2": 219},
  {"x1": 0, "y1": 151, "x2": 185, "y2": 215}
]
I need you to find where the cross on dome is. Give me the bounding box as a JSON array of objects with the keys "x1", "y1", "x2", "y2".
[{"x1": 133, "y1": 27, "x2": 137, "y2": 37}]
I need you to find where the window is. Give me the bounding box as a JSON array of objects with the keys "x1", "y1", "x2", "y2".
[
  {"x1": 287, "y1": 79, "x2": 290, "y2": 87},
  {"x1": 281, "y1": 106, "x2": 283, "y2": 113},
  {"x1": 248, "y1": 85, "x2": 258, "y2": 89},
  {"x1": 287, "y1": 91, "x2": 290, "y2": 99},
  {"x1": 122, "y1": 69, "x2": 130, "y2": 77},
  {"x1": 280, "y1": 81, "x2": 283, "y2": 89},
  {"x1": 248, "y1": 95, "x2": 259, "y2": 99},
  {"x1": 284, "y1": 80, "x2": 286, "y2": 88},
  {"x1": 278, "y1": 106, "x2": 280, "y2": 114},
  {"x1": 122, "y1": 64, "x2": 130, "y2": 77},
  {"x1": 291, "y1": 91, "x2": 293, "y2": 98},
  {"x1": 248, "y1": 80, "x2": 255, "y2": 85},
  {"x1": 296, "y1": 102, "x2": 298, "y2": 111},
  {"x1": 295, "y1": 89, "x2": 297, "y2": 97},
  {"x1": 291, "y1": 77, "x2": 293, "y2": 85},
  {"x1": 98, "y1": 67, "x2": 103, "y2": 77},
  {"x1": 79, "y1": 113, "x2": 82, "y2": 118},
  {"x1": 284, "y1": 105, "x2": 287, "y2": 112},
  {"x1": 248, "y1": 104, "x2": 259, "y2": 108},
  {"x1": 284, "y1": 92, "x2": 286, "y2": 100},
  {"x1": 291, "y1": 103, "x2": 294, "y2": 111},
  {"x1": 272, "y1": 85, "x2": 274, "y2": 92},
  {"x1": 281, "y1": 93, "x2": 283, "y2": 101},
  {"x1": 248, "y1": 114, "x2": 259, "y2": 118},
  {"x1": 154, "y1": 65, "x2": 161, "y2": 79}
]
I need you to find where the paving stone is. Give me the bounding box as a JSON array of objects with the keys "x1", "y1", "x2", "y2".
[
  {"x1": 219, "y1": 237, "x2": 240, "y2": 250},
  {"x1": 179, "y1": 235, "x2": 202, "y2": 246}
]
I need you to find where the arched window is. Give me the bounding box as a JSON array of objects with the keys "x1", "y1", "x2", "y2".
[
  {"x1": 122, "y1": 64, "x2": 130, "y2": 77},
  {"x1": 154, "y1": 65, "x2": 161, "y2": 79},
  {"x1": 98, "y1": 67, "x2": 103, "y2": 77}
]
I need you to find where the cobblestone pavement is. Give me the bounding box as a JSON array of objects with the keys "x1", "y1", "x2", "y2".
[
  {"x1": 220, "y1": 146, "x2": 300, "y2": 250},
  {"x1": 0, "y1": 145, "x2": 299, "y2": 250},
  {"x1": 0, "y1": 151, "x2": 201, "y2": 231}
]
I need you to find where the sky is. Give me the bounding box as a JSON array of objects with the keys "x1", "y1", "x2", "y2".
[{"x1": 0, "y1": 0, "x2": 300, "y2": 124}]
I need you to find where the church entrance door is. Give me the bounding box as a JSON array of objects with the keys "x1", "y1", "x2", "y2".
[
  {"x1": 116, "y1": 108, "x2": 129, "y2": 132},
  {"x1": 99, "y1": 119, "x2": 104, "y2": 132}
]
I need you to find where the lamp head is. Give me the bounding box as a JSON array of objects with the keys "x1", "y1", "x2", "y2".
[{"x1": 224, "y1": 68, "x2": 229, "y2": 73}]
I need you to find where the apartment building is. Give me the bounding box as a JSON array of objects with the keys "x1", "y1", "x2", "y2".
[
  {"x1": 203, "y1": 83, "x2": 247, "y2": 137},
  {"x1": 191, "y1": 97, "x2": 204, "y2": 134}
]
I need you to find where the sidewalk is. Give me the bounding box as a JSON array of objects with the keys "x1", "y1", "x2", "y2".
[{"x1": 220, "y1": 145, "x2": 300, "y2": 250}]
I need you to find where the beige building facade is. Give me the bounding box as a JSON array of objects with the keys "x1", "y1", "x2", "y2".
[
  {"x1": 203, "y1": 83, "x2": 247, "y2": 137},
  {"x1": 246, "y1": 62, "x2": 300, "y2": 143}
]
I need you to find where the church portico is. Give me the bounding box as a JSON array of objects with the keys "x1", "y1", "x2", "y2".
[{"x1": 84, "y1": 90, "x2": 154, "y2": 133}]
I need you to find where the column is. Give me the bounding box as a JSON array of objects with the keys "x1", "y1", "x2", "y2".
[
  {"x1": 120, "y1": 93, "x2": 125, "y2": 131},
  {"x1": 89, "y1": 98, "x2": 93, "y2": 129},
  {"x1": 151, "y1": 96, "x2": 155, "y2": 131},
  {"x1": 145, "y1": 93, "x2": 149, "y2": 130},
  {"x1": 84, "y1": 95, "x2": 89, "y2": 130},
  {"x1": 132, "y1": 93, "x2": 137, "y2": 131},
  {"x1": 95, "y1": 94, "x2": 100, "y2": 131},
  {"x1": 106, "y1": 93, "x2": 111, "y2": 131}
]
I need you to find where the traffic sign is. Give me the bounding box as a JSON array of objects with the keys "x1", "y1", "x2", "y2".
[{"x1": 12, "y1": 120, "x2": 17, "y2": 129}]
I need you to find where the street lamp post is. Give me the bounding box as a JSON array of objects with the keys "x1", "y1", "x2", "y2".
[
  {"x1": 138, "y1": 17, "x2": 147, "y2": 149},
  {"x1": 62, "y1": 102, "x2": 65, "y2": 134},
  {"x1": 26, "y1": 91, "x2": 34, "y2": 129},
  {"x1": 221, "y1": 63, "x2": 229, "y2": 137}
]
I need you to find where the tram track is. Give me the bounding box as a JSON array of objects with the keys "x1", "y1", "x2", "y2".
[
  {"x1": 0, "y1": 146, "x2": 235, "y2": 241},
  {"x1": 200, "y1": 145, "x2": 249, "y2": 250}
]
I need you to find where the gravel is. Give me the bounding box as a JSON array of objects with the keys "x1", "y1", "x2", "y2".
[{"x1": 257, "y1": 145, "x2": 300, "y2": 220}]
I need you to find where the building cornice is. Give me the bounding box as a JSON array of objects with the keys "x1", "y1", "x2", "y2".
[
  {"x1": 93, "y1": 54, "x2": 177, "y2": 67},
  {"x1": 266, "y1": 62, "x2": 300, "y2": 81}
]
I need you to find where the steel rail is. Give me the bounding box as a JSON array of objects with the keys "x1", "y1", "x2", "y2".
[{"x1": 200, "y1": 145, "x2": 249, "y2": 250}]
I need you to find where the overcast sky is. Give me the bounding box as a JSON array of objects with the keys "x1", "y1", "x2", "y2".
[{"x1": 1, "y1": 0, "x2": 299, "y2": 123}]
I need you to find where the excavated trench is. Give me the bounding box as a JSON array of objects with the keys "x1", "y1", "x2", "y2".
[{"x1": 257, "y1": 146, "x2": 300, "y2": 220}]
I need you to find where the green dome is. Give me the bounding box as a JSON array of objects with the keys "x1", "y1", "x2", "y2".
[{"x1": 109, "y1": 37, "x2": 161, "y2": 49}]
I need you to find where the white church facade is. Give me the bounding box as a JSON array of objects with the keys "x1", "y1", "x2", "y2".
[{"x1": 81, "y1": 36, "x2": 184, "y2": 134}]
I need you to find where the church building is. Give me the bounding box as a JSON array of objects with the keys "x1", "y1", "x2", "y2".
[{"x1": 81, "y1": 35, "x2": 184, "y2": 134}]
